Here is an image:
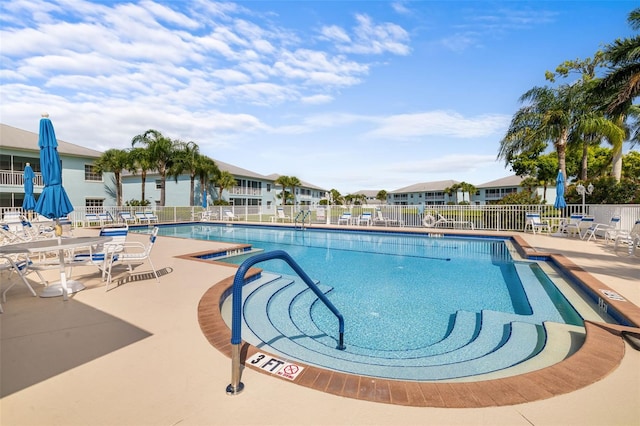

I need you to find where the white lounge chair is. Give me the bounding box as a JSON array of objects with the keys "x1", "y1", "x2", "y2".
[
  {"x1": 613, "y1": 220, "x2": 640, "y2": 255},
  {"x1": 118, "y1": 211, "x2": 137, "y2": 224},
  {"x1": 272, "y1": 207, "x2": 291, "y2": 223},
  {"x1": 135, "y1": 211, "x2": 150, "y2": 224},
  {"x1": 224, "y1": 210, "x2": 240, "y2": 221},
  {"x1": 200, "y1": 209, "x2": 217, "y2": 221},
  {"x1": 98, "y1": 211, "x2": 115, "y2": 225},
  {"x1": 582, "y1": 216, "x2": 621, "y2": 242},
  {"x1": 144, "y1": 211, "x2": 159, "y2": 223},
  {"x1": 435, "y1": 214, "x2": 473, "y2": 230},
  {"x1": 85, "y1": 213, "x2": 101, "y2": 227}
]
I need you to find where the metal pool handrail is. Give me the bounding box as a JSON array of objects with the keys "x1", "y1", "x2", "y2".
[
  {"x1": 226, "y1": 249, "x2": 345, "y2": 395},
  {"x1": 294, "y1": 210, "x2": 310, "y2": 228}
]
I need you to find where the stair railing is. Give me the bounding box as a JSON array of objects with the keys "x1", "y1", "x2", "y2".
[{"x1": 226, "y1": 250, "x2": 345, "y2": 395}]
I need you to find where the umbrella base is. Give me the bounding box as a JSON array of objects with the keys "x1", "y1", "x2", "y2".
[{"x1": 40, "y1": 280, "x2": 86, "y2": 298}]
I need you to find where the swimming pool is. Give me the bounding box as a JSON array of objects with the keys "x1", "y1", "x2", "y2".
[{"x1": 144, "y1": 223, "x2": 603, "y2": 380}]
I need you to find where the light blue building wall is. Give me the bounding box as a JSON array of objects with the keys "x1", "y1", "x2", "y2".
[{"x1": 1, "y1": 123, "x2": 115, "y2": 211}]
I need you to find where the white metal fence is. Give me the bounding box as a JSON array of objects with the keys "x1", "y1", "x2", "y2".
[{"x1": 4, "y1": 204, "x2": 639, "y2": 233}]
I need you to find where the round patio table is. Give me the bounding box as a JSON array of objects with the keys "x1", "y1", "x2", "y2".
[{"x1": 0, "y1": 236, "x2": 112, "y2": 300}]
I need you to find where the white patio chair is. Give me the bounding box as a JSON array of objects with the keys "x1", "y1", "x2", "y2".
[
  {"x1": 357, "y1": 212, "x2": 372, "y2": 226},
  {"x1": 564, "y1": 216, "x2": 594, "y2": 238},
  {"x1": 118, "y1": 211, "x2": 137, "y2": 224},
  {"x1": 224, "y1": 210, "x2": 240, "y2": 221},
  {"x1": 106, "y1": 227, "x2": 160, "y2": 288},
  {"x1": 582, "y1": 216, "x2": 621, "y2": 242},
  {"x1": 271, "y1": 207, "x2": 291, "y2": 223},
  {"x1": 337, "y1": 212, "x2": 352, "y2": 225},
  {"x1": 69, "y1": 225, "x2": 129, "y2": 282},
  {"x1": 613, "y1": 220, "x2": 640, "y2": 255},
  {"x1": 144, "y1": 211, "x2": 159, "y2": 223},
  {"x1": 524, "y1": 212, "x2": 550, "y2": 234},
  {"x1": 135, "y1": 211, "x2": 150, "y2": 224}
]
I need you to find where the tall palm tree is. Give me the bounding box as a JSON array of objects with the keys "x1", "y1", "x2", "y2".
[
  {"x1": 592, "y1": 8, "x2": 640, "y2": 180},
  {"x1": 499, "y1": 85, "x2": 576, "y2": 190},
  {"x1": 288, "y1": 176, "x2": 302, "y2": 208},
  {"x1": 274, "y1": 175, "x2": 293, "y2": 205},
  {"x1": 197, "y1": 156, "x2": 219, "y2": 206},
  {"x1": 596, "y1": 8, "x2": 640, "y2": 116},
  {"x1": 215, "y1": 170, "x2": 237, "y2": 204},
  {"x1": 170, "y1": 140, "x2": 200, "y2": 206},
  {"x1": 94, "y1": 148, "x2": 129, "y2": 206},
  {"x1": 131, "y1": 129, "x2": 176, "y2": 206},
  {"x1": 376, "y1": 190, "x2": 388, "y2": 204},
  {"x1": 128, "y1": 146, "x2": 153, "y2": 204},
  {"x1": 459, "y1": 182, "x2": 477, "y2": 203}
]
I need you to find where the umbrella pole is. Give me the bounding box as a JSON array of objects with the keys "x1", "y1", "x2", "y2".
[
  {"x1": 57, "y1": 247, "x2": 69, "y2": 301},
  {"x1": 54, "y1": 219, "x2": 63, "y2": 237}
]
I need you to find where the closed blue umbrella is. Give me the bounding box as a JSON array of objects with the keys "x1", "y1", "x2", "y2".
[
  {"x1": 202, "y1": 188, "x2": 207, "y2": 209},
  {"x1": 554, "y1": 170, "x2": 566, "y2": 209},
  {"x1": 22, "y1": 163, "x2": 37, "y2": 211},
  {"x1": 34, "y1": 113, "x2": 74, "y2": 227}
]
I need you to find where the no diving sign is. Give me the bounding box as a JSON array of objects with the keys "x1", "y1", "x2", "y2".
[{"x1": 246, "y1": 352, "x2": 304, "y2": 380}]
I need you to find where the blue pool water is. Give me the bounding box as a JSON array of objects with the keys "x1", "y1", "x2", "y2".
[{"x1": 147, "y1": 224, "x2": 582, "y2": 355}]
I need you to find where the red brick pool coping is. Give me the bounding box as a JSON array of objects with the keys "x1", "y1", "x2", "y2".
[{"x1": 196, "y1": 233, "x2": 640, "y2": 407}]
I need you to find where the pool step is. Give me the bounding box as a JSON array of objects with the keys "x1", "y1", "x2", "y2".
[
  {"x1": 289, "y1": 283, "x2": 479, "y2": 358},
  {"x1": 239, "y1": 276, "x2": 545, "y2": 380}
]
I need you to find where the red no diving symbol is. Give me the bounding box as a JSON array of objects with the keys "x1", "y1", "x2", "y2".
[{"x1": 283, "y1": 364, "x2": 299, "y2": 375}]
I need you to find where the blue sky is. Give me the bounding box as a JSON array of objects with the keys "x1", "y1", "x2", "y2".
[{"x1": 0, "y1": 1, "x2": 635, "y2": 193}]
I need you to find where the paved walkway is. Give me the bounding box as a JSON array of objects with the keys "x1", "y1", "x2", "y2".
[{"x1": 1, "y1": 225, "x2": 639, "y2": 425}]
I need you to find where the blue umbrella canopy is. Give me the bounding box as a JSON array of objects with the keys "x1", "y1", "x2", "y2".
[
  {"x1": 34, "y1": 114, "x2": 74, "y2": 220},
  {"x1": 554, "y1": 170, "x2": 566, "y2": 209},
  {"x1": 22, "y1": 163, "x2": 37, "y2": 211}
]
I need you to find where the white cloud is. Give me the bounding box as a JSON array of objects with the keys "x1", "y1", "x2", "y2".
[{"x1": 366, "y1": 111, "x2": 510, "y2": 140}]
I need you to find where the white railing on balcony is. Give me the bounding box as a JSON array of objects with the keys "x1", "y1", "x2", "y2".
[
  {"x1": 4, "y1": 204, "x2": 638, "y2": 234},
  {"x1": 229, "y1": 186, "x2": 262, "y2": 196},
  {"x1": 0, "y1": 170, "x2": 44, "y2": 187}
]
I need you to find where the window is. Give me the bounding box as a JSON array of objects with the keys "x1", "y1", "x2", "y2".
[
  {"x1": 267, "y1": 184, "x2": 271, "y2": 192},
  {"x1": 155, "y1": 180, "x2": 162, "y2": 189},
  {"x1": 85, "y1": 198, "x2": 104, "y2": 213},
  {"x1": 85, "y1": 165, "x2": 102, "y2": 181}
]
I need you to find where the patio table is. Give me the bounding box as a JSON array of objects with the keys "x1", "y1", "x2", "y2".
[{"x1": 0, "y1": 236, "x2": 112, "y2": 300}]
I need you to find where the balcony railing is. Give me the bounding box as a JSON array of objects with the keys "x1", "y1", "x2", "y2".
[{"x1": 0, "y1": 170, "x2": 44, "y2": 187}]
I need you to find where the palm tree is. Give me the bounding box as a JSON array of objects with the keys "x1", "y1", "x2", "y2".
[
  {"x1": 498, "y1": 85, "x2": 576, "y2": 191},
  {"x1": 376, "y1": 190, "x2": 388, "y2": 204},
  {"x1": 596, "y1": 8, "x2": 640, "y2": 116},
  {"x1": 274, "y1": 175, "x2": 293, "y2": 205},
  {"x1": 128, "y1": 146, "x2": 153, "y2": 204},
  {"x1": 131, "y1": 129, "x2": 176, "y2": 206},
  {"x1": 459, "y1": 182, "x2": 477, "y2": 203},
  {"x1": 170, "y1": 140, "x2": 200, "y2": 206},
  {"x1": 329, "y1": 189, "x2": 343, "y2": 205},
  {"x1": 94, "y1": 148, "x2": 129, "y2": 206},
  {"x1": 197, "y1": 156, "x2": 219, "y2": 206},
  {"x1": 444, "y1": 183, "x2": 460, "y2": 204},
  {"x1": 288, "y1": 176, "x2": 301, "y2": 209},
  {"x1": 592, "y1": 8, "x2": 640, "y2": 180},
  {"x1": 215, "y1": 170, "x2": 237, "y2": 204}
]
